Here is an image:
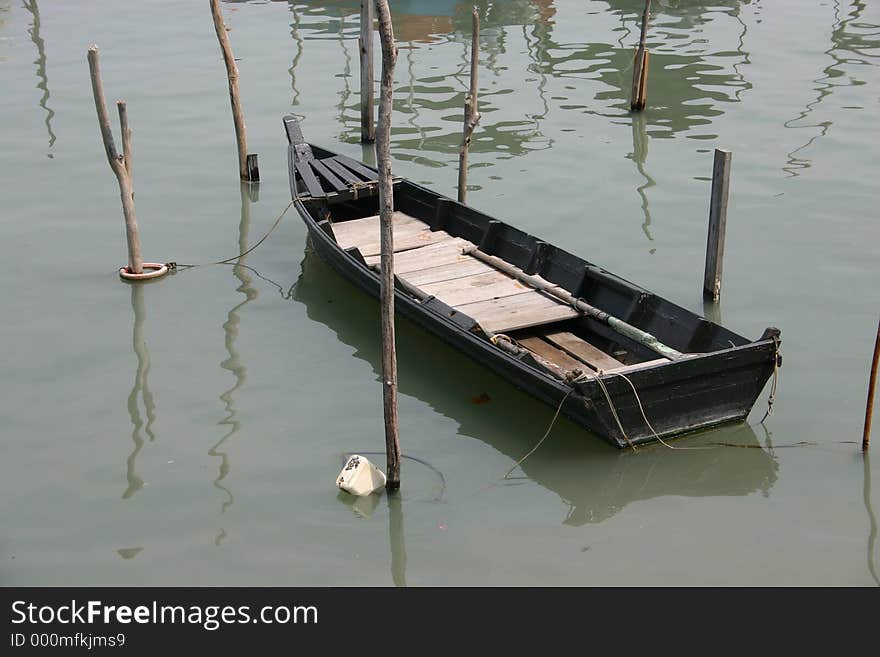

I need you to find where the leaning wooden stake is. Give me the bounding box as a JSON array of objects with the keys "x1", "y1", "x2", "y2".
[
  {"x1": 375, "y1": 0, "x2": 401, "y2": 490},
  {"x1": 703, "y1": 149, "x2": 732, "y2": 300},
  {"x1": 630, "y1": 0, "x2": 651, "y2": 112},
  {"x1": 359, "y1": 1, "x2": 375, "y2": 143},
  {"x1": 88, "y1": 45, "x2": 143, "y2": 275},
  {"x1": 210, "y1": 0, "x2": 258, "y2": 181},
  {"x1": 458, "y1": 7, "x2": 481, "y2": 204},
  {"x1": 864, "y1": 318, "x2": 880, "y2": 451}
]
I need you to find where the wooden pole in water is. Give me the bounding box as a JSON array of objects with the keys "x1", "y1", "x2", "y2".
[
  {"x1": 703, "y1": 148, "x2": 732, "y2": 301},
  {"x1": 375, "y1": 0, "x2": 401, "y2": 490},
  {"x1": 359, "y1": 1, "x2": 375, "y2": 143},
  {"x1": 630, "y1": 0, "x2": 651, "y2": 112},
  {"x1": 863, "y1": 318, "x2": 880, "y2": 451},
  {"x1": 458, "y1": 7, "x2": 481, "y2": 204},
  {"x1": 209, "y1": 0, "x2": 258, "y2": 181},
  {"x1": 87, "y1": 45, "x2": 143, "y2": 275}
]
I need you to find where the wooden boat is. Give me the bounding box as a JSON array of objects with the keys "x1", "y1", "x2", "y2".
[{"x1": 283, "y1": 116, "x2": 781, "y2": 449}]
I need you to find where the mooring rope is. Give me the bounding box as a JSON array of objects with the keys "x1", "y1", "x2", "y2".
[
  {"x1": 168, "y1": 200, "x2": 294, "y2": 271},
  {"x1": 759, "y1": 336, "x2": 782, "y2": 425},
  {"x1": 503, "y1": 387, "x2": 574, "y2": 480},
  {"x1": 503, "y1": 344, "x2": 797, "y2": 476}
]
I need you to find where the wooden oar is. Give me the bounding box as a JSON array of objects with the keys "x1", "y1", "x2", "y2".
[{"x1": 462, "y1": 247, "x2": 684, "y2": 361}]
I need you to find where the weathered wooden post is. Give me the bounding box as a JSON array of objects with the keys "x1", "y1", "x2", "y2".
[
  {"x1": 209, "y1": 0, "x2": 259, "y2": 182},
  {"x1": 88, "y1": 45, "x2": 148, "y2": 278},
  {"x1": 630, "y1": 0, "x2": 651, "y2": 112},
  {"x1": 703, "y1": 148, "x2": 732, "y2": 301},
  {"x1": 864, "y1": 318, "x2": 880, "y2": 451},
  {"x1": 375, "y1": 0, "x2": 401, "y2": 489},
  {"x1": 458, "y1": 7, "x2": 480, "y2": 204},
  {"x1": 359, "y1": 1, "x2": 375, "y2": 143}
]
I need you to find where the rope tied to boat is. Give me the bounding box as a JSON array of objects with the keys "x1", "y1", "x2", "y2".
[
  {"x1": 759, "y1": 335, "x2": 782, "y2": 425},
  {"x1": 170, "y1": 200, "x2": 294, "y2": 271},
  {"x1": 502, "y1": 340, "x2": 795, "y2": 480}
]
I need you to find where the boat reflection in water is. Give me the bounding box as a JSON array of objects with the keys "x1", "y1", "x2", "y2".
[{"x1": 292, "y1": 245, "x2": 778, "y2": 527}]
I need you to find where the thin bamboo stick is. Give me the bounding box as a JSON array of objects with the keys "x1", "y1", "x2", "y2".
[
  {"x1": 463, "y1": 246, "x2": 683, "y2": 360},
  {"x1": 864, "y1": 319, "x2": 880, "y2": 451}
]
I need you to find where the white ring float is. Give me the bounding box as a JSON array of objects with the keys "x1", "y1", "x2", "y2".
[{"x1": 119, "y1": 262, "x2": 168, "y2": 281}]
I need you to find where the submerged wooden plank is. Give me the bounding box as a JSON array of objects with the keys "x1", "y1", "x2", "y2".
[
  {"x1": 458, "y1": 291, "x2": 579, "y2": 334},
  {"x1": 363, "y1": 237, "x2": 474, "y2": 272},
  {"x1": 518, "y1": 337, "x2": 589, "y2": 374},
  {"x1": 542, "y1": 330, "x2": 623, "y2": 371},
  {"x1": 421, "y1": 270, "x2": 531, "y2": 307},
  {"x1": 400, "y1": 257, "x2": 494, "y2": 287}
]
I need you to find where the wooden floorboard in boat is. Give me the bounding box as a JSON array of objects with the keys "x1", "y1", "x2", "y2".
[
  {"x1": 332, "y1": 211, "x2": 422, "y2": 250},
  {"x1": 458, "y1": 291, "x2": 579, "y2": 334},
  {"x1": 420, "y1": 270, "x2": 533, "y2": 307},
  {"x1": 354, "y1": 229, "x2": 452, "y2": 258},
  {"x1": 541, "y1": 330, "x2": 623, "y2": 371},
  {"x1": 363, "y1": 237, "x2": 474, "y2": 272},
  {"x1": 400, "y1": 257, "x2": 494, "y2": 287},
  {"x1": 517, "y1": 337, "x2": 590, "y2": 374}
]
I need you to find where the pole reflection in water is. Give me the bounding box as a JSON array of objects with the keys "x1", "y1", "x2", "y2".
[
  {"x1": 22, "y1": 0, "x2": 56, "y2": 157},
  {"x1": 288, "y1": 3, "x2": 305, "y2": 119},
  {"x1": 334, "y1": 10, "x2": 353, "y2": 140},
  {"x1": 782, "y1": 0, "x2": 878, "y2": 177},
  {"x1": 124, "y1": 283, "x2": 156, "y2": 501},
  {"x1": 864, "y1": 452, "x2": 879, "y2": 586},
  {"x1": 702, "y1": 296, "x2": 722, "y2": 327},
  {"x1": 388, "y1": 492, "x2": 407, "y2": 587},
  {"x1": 628, "y1": 110, "x2": 655, "y2": 247},
  {"x1": 210, "y1": 182, "x2": 259, "y2": 544}
]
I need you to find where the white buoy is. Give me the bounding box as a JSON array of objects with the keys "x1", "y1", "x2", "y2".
[{"x1": 336, "y1": 454, "x2": 387, "y2": 496}]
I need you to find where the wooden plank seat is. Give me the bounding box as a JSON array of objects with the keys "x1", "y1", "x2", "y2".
[
  {"x1": 516, "y1": 331, "x2": 656, "y2": 377},
  {"x1": 517, "y1": 337, "x2": 587, "y2": 375},
  {"x1": 541, "y1": 331, "x2": 624, "y2": 371},
  {"x1": 295, "y1": 154, "x2": 380, "y2": 201}
]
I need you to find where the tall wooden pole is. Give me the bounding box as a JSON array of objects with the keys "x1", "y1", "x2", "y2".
[
  {"x1": 458, "y1": 7, "x2": 480, "y2": 204},
  {"x1": 703, "y1": 148, "x2": 732, "y2": 301},
  {"x1": 630, "y1": 0, "x2": 651, "y2": 112},
  {"x1": 87, "y1": 45, "x2": 143, "y2": 275},
  {"x1": 375, "y1": 0, "x2": 401, "y2": 490},
  {"x1": 359, "y1": 1, "x2": 375, "y2": 143},
  {"x1": 864, "y1": 318, "x2": 880, "y2": 451},
  {"x1": 209, "y1": 0, "x2": 258, "y2": 181}
]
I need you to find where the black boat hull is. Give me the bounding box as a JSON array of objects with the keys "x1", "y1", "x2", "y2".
[
  {"x1": 285, "y1": 117, "x2": 779, "y2": 449},
  {"x1": 298, "y1": 201, "x2": 777, "y2": 448}
]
